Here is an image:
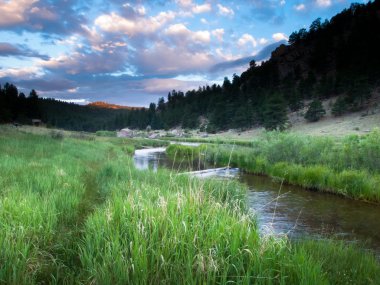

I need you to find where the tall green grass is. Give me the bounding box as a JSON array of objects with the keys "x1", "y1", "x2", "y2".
[
  {"x1": 167, "y1": 130, "x2": 380, "y2": 173},
  {"x1": 166, "y1": 131, "x2": 380, "y2": 202},
  {"x1": 0, "y1": 126, "x2": 379, "y2": 284}
]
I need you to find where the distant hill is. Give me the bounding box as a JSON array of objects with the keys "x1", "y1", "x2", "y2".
[{"x1": 88, "y1": 101, "x2": 145, "y2": 110}]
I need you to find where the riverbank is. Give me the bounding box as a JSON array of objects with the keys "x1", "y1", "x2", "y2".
[
  {"x1": 166, "y1": 130, "x2": 380, "y2": 203},
  {"x1": 0, "y1": 126, "x2": 379, "y2": 284}
]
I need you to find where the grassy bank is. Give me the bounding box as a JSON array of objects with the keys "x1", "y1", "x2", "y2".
[
  {"x1": 0, "y1": 126, "x2": 379, "y2": 284},
  {"x1": 166, "y1": 130, "x2": 380, "y2": 202},
  {"x1": 161, "y1": 136, "x2": 254, "y2": 147}
]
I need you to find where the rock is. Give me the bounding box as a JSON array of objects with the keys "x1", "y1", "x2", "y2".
[
  {"x1": 148, "y1": 133, "x2": 160, "y2": 139},
  {"x1": 117, "y1": 128, "x2": 133, "y2": 138}
]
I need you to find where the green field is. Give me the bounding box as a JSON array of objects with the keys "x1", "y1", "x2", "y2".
[{"x1": 0, "y1": 126, "x2": 379, "y2": 284}]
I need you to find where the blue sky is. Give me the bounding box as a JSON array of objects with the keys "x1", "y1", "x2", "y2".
[{"x1": 0, "y1": 0, "x2": 366, "y2": 106}]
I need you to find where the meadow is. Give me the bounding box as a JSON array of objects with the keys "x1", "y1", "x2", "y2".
[
  {"x1": 0, "y1": 125, "x2": 379, "y2": 284},
  {"x1": 166, "y1": 130, "x2": 380, "y2": 202}
]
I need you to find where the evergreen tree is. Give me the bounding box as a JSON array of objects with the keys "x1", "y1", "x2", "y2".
[
  {"x1": 263, "y1": 94, "x2": 288, "y2": 131},
  {"x1": 332, "y1": 96, "x2": 348, "y2": 116},
  {"x1": 304, "y1": 99, "x2": 326, "y2": 122}
]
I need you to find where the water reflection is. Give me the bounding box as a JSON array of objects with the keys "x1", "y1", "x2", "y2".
[
  {"x1": 133, "y1": 148, "x2": 166, "y2": 171},
  {"x1": 243, "y1": 175, "x2": 380, "y2": 253}
]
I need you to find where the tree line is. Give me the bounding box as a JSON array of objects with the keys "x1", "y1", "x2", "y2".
[{"x1": 0, "y1": 83, "x2": 152, "y2": 131}]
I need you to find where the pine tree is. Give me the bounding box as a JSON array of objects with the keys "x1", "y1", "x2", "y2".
[
  {"x1": 263, "y1": 94, "x2": 288, "y2": 131},
  {"x1": 332, "y1": 96, "x2": 348, "y2": 116},
  {"x1": 304, "y1": 99, "x2": 326, "y2": 122}
]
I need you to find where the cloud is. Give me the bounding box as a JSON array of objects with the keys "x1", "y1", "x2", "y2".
[
  {"x1": 0, "y1": 66, "x2": 44, "y2": 80},
  {"x1": 131, "y1": 41, "x2": 215, "y2": 76},
  {"x1": 30, "y1": 6, "x2": 58, "y2": 21},
  {"x1": 142, "y1": 78, "x2": 209, "y2": 93},
  {"x1": 176, "y1": 0, "x2": 193, "y2": 7},
  {"x1": 95, "y1": 10, "x2": 175, "y2": 36},
  {"x1": 192, "y1": 3, "x2": 211, "y2": 14},
  {"x1": 200, "y1": 18, "x2": 208, "y2": 24},
  {"x1": 259, "y1": 38, "x2": 268, "y2": 45},
  {"x1": 272, "y1": 32, "x2": 288, "y2": 41},
  {"x1": 248, "y1": 0, "x2": 285, "y2": 25},
  {"x1": 217, "y1": 4, "x2": 234, "y2": 17},
  {"x1": 12, "y1": 78, "x2": 77, "y2": 92},
  {"x1": 40, "y1": 49, "x2": 128, "y2": 75},
  {"x1": 0, "y1": 42, "x2": 49, "y2": 60},
  {"x1": 210, "y1": 40, "x2": 286, "y2": 73},
  {"x1": 294, "y1": 3, "x2": 306, "y2": 11},
  {"x1": 315, "y1": 0, "x2": 332, "y2": 8},
  {"x1": 122, "y1": 3, "x2": 146, "y2": 16},
  {"x1": 0, "y1": 0, "x2": 38, "y2": 27},
  {"x1": 0, "y1": 0, "x2": 88, "y2": 35},
  {"x1": 238, "y1": 34, "x2": 257, "y2": 48},
  {"x1": 165, "y1": 23, "x2": 210, "y2": 45},
  {"x1": 212, "y1": 29, "x2": 224, "y2": 42}
]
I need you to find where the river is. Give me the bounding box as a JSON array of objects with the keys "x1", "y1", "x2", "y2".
[{"x1": 133, "y1": 146, "x2": 380, "y2": 256}]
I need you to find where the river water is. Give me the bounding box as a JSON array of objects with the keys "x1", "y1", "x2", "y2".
[{"x1": 133, "y1": 147, "x2": 380, "y2": 256}]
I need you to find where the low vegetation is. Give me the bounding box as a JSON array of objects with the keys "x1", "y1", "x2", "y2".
[
  {"x1": 167, "y1": 130, "x2": 380, "y2": 202},
  {"x1": 1, "y1": 126, "x2": 379, "y2": 284}
]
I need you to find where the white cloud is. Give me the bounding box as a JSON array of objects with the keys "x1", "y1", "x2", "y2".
[
  {"x1": 238, "y1": 34, "x2": 257, "y2": 48},
  {"x1": 40, "y1": 50, "x2": 127, "y2": 75},
  {"x1": 272, "y1": 32, "x2": 288, "y2": 42},
  {"x1": 176, "y1": 0, "x2": 193, "y2": 7},
  {"x1": 0, "y1": 66, "x2": 43, "y2": 79},
  {"x1": 294, "y1": 3, "x2": 306, "y2": 11},
  {"x1": 132, "y1": 42, "x2": 215, "y2": 76},
  {"x1": 0, "y1": 0, "x2": 38, "y2": 26},
  {"x1": 316, "y1": 0, "x2": 331, "y2": 7},
  {"x1": 212, "y1": 29, "x2": 224, "y2": 42},
  {"x1": 165, "y1": 23, "x2": 210, "y2": 44},
  {"x1": 143, "y1": 78, "x2": 208, "y2": 93},
  {"x1": 136, "y1": 6, "x2": 146, "y2": 16},
  {"x1": 217, "y1": 4, "x2": 234, "y2": 17},
  {"x1": 192, "y1": 3, "x2": 211, "y2": 14},
  {"x1": 95, "y1": 11, "x2": 175, "y2": 35},
  {"x1": 258, "y1": 38, "x2": 268, "y2": 45},
  {"x1": 215, "y1": 48, "x2": 241, "y2": 61}
]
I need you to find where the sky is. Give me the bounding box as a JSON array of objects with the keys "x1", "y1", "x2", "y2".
[{"x1": 0, "y1": 0, "x2": 366, "y2": 106}]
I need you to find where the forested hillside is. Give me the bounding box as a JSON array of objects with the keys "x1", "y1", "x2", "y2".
[
  {"x1": 1, "y1": 1, "x2": 379, "y2": 132},
  {"x1": 153, "y1": 1, "x2": 380, "y2": 131}
]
